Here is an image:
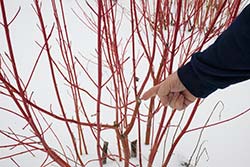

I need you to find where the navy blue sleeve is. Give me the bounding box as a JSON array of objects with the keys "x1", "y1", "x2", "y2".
[{"x1": 177, "y1": 4, "x2": 250, "y2": 98}]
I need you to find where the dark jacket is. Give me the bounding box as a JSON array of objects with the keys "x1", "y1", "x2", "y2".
[{"x1": 178, "y1": 4, "x2": 250, "y2": 98}]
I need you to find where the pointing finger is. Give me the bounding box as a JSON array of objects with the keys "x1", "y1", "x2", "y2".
[{"x1": 141, "y1": 84, "x2": 161, "y2": 100}]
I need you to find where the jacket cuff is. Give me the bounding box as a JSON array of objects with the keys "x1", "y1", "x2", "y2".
[{"x1": 177, "y1": 62, "x2": 217, "y2": 98}]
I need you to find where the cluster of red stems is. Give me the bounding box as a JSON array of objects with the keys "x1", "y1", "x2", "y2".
[{"x1": 0, "y1": 0, "x2": 248, "y2": 167}]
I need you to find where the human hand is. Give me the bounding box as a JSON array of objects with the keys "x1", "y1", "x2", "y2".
[{"x1": 141, "y1": 72, "x2": 196, "y2": 110}]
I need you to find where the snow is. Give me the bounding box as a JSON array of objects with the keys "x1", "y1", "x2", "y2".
[{"x1": 1, "y1": 1, "x2": 250, "y2": 167}]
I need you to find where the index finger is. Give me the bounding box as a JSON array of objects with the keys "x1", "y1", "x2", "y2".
[{"x1": 141, "y1": 84, "x2": 160, "y2": 100}]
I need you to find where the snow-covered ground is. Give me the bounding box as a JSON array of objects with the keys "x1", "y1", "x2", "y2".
[{"x1": 1, "y1": 1, "x2": 250, "y2": 167}]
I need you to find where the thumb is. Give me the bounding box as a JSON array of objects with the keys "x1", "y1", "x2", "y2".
[{"x1": 141, "y1": 84, "x2": 161, "y2": 100}]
